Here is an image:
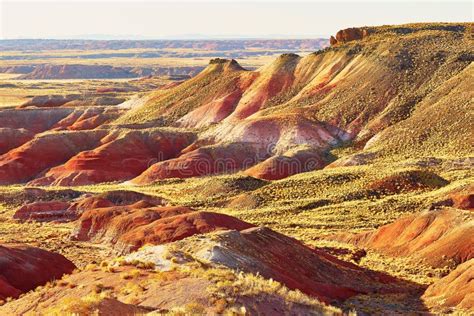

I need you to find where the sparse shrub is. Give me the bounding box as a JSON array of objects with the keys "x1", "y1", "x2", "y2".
[
  {"x1": 121, "y1": 269, "x2": 142, "y2": 280},
  {"x1": 93, "y1": 282, "x2": 105, "y2": 294}
]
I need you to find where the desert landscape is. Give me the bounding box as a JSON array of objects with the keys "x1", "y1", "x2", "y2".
[{"x1": 0, "y1": 5, "x2": 473, "y2": 315}]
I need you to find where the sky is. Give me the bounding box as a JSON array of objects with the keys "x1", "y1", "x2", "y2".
[{"x1": 0, "y1": 0, "x2": 472, "y2": 40}]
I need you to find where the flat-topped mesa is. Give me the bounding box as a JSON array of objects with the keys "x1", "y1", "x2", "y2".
[
  {"x1": 330, "y1": 27, "x2": 370, "y2": 46},
  {"x1": 207, "y1": 58, "x2": 246, "y2": 72}
]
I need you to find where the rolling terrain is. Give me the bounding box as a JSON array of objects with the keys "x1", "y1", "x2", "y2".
[
  {"x1": 0, "y1": 23, "x2": 472, "y2": 314},
  {"x1": 0, "y1": 39, "x2": 327, "y2": 81}
]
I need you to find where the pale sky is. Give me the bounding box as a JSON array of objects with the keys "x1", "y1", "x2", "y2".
[{"x1": 0, "y1": 0, "x2": 472, "y2": 39}]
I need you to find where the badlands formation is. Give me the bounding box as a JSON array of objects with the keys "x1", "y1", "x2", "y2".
[{"x1": 0, "y1": 23, "x2": 472, "y2": 314}]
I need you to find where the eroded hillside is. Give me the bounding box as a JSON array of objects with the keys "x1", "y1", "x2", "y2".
[{"x1": 0, "y1": 23, "x2": 472, "y2": 314}]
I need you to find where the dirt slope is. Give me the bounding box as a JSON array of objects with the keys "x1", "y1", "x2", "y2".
[{"x1": 0, "y1": 244, "x2": 75, "y2": 300}]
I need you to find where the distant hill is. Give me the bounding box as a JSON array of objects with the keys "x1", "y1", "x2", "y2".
[
  {"x1": 0, "y1": 38, "x2": 328, "y2": 51},
  {"x1": 15, "y1": 64, "x2": 205, "y2": 80}
]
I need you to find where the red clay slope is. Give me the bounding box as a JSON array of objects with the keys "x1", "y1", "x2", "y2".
[
  {"x1": 50, "y1": 107, "x2": 123, "y2": 131},
  {"x1": 13, "y1": 190, "x2": 166, "y2": 222},
  {"x1": 0, "y1": 108, "x2": 74, "y2": 133},
  {"x1": 0, "y1": 128, "x2": 34, "y2": 155},
  {"x1": 244, "y1": 147, "x2": 326, "y2": 180},
  {"x1": 334, "y1": 208, "x2": 474, "y2": 267},
  {"x1": 423, "y1": 259, "x2": 474, "y2": 311},
  {"x1": 0, "y1": 244, "x2": 76, "y2": 300},
  {"x1": 224, "y1": 54, "x2": 300, "y2": 121},
  {"x1": 0, "y1": 131, "x2": 107, "y2": 184},
  {"x1": 13, "y1": 201, "x2": 74, "y2": 222},
  {"x1": 133, "y1": 115, "x2": 348, "y2": 184},
  {"x1": 29, "y1": 130, "x2": 195, "y2": 186},
  {"x1": 131, "y1": 142, "x2": 264, "y2": 184},
  {"x1": 168, "y1": 226, "x2": 402, "y2": 303},
  {"x1": 71, "y1": 205, "x2": 254, "y2": 253}
]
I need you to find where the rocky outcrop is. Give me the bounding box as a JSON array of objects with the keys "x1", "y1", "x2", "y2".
[
  {"x1": 330, "y1": 27, "x2": 370, "y2": 46},
  {"x1": 0, "y1": 244, "x2": 75, "y2": 300}
]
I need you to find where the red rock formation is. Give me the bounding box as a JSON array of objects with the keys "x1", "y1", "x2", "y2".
[
  {"x1": 30, "y1": 130, "x2": 195, "y2": 186},
  {"x1": 74, "y1": 190, "x2": 165, "y2": 210},
  {"x1": 0, "y1": 244, "x2": 75, "y2": 300},
  {"x1": 245, "y1": 149, "x2": 326, "y2": 180},
  {"x1": 215, "y1": 114, "x2": 347, "y2": 155},
  {"x1": 71, "y1": 205, "x2": 254, "y2": 253},
  {"x1": 0, "y1": 108, "x2": 74, "y2": 133},
  {"x1": 13, "y1": 201, "x2": 74, "y2": 222},
  {"x1": 330, "y1": 27, "x2": 370, "y2": 46},
  {"x1": 0, "y1": 131, "x2": 106, "y2": 184},
  {"x1": 225, "y1": 54, "x2": 300, "y2": 121},
  {"x1": 335, "y1": 208, "x2": 474, "y2": 267},
  {"x1": 0, "y1": 128, "x2": 34, "y2": 155},
  {"x1": 177, "y1": 90, "x2": 243, "y2": 128},
  {"x1": 0, "y1": 25, "x2": 471, "y2": 187},
  {"x1": 132, "y1": 143, "x2": 263, "y2": 184},
  {"x1": 164, "y1": 227, "x2": 401, "y2": 303},
  {"x1": 134, "y1": 114, "x2": 349, "y2": 184},
  {"x1": 423, "y1": 259, "x2": 474, "y2": 311},
  {"x1": 13, "y1": 190, "x2": 166, "y2": 222},
  {"x1": 51, "y1": 108, "x2": 123, "y2": 131}
]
